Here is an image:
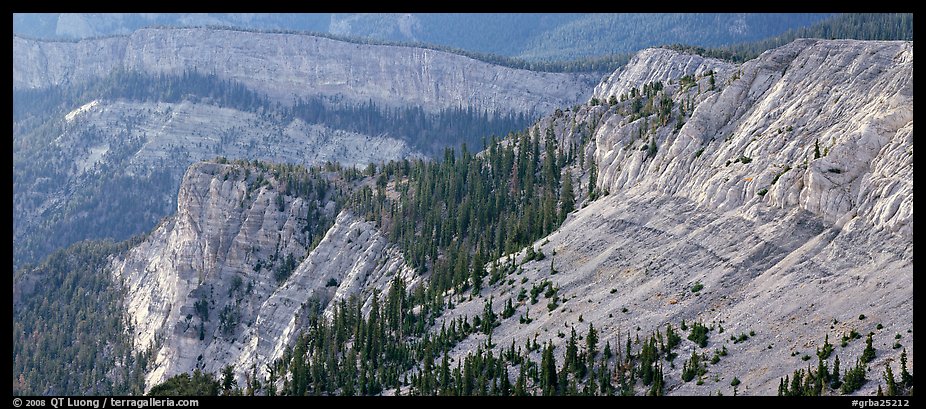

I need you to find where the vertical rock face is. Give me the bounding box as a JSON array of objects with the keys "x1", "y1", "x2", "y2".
[
  {"x1": 12, "y1": 25, "x2": 595, "y2": 268},
  {"x1": 13, "y1": 27, "x2": 597, "y2": 115},
  {"x1": 590, "y1": 39, "x2": 912, "y2": 238},
  {"x1": 12, "y1": 35, "x2": 127, "y2": 89},
  {"x1": 111, "y1": 162, "x2": 412, "y2": 390},
  {"x1": 437, "y1": 39, "x2": 912, "y2": 395}
]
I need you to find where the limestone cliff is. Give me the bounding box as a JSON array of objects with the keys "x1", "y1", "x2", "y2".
[
  {"x1": 107, "y1": 39, "x2": 913, "y2": 396},
  {"x1": 13, "y1": 27, "x2": 597, "y2": 115},
  {"x1": 437, "y1": 39, "x2": 913, "y2": 395},
  {"x1": 111, "y1": 162, "x2": 413, "y2": 389}
]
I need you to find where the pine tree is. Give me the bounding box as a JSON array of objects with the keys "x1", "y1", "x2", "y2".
[
  {"x1": 565, "y1": 327, "x2": 579, "y2": 375},
  {"x1": 221, "y1": 365, "x2": 237, "y2": 395},
  {"x1": 884, "y1": 363, "x2": 898, "y2": 396},
  {"x1": 682, "y1": 349, "x2": 701, "y2": 382},
  {"x1": 514, "y1": 362, "x2": 527, "y2": 396},
  {"x1": 861, "y1": 333, "x2": 876, "y2": 363},
  {"x1": 831, "y1": 354, "x2": 842, "y2": 389},
  {"x1": 587, "y1": 161, "x2": 598, "y2": 200},
  {"x1": 541, "y1": 342, "x2": 558, "y2": 396},
  {"x1": 790, "y1": 369, "x2": 804, "y2": 397},
  {"x1": 560, "y1": 173, "x2": 575, "y2": 222},
  {"x1": 665, "y1": 323, "x2": 681, "y2": 351},
  {"x1": 499, "y1": 366, "x2": 511, "y2": 396},
  {"x1": 899, "y1": 348, "x2": 913, "y2": 388},
  {"x1": 816, "y1": 354, "x2": 829, "y2": 390},
  {"x1": 481, "y1": 296, "x2": 497, "y2": 334},
  {"x1": 502, "y1": 298, "x2": 516, "y2": 319},
  {"x1": 647, "y1": 138, "x2": 658, "y2": 159},
  {"x1": 598, "y1": 357, "x2": 612, "y2": 395},
  {"x1": 649, "y1": 361, "x2": 664, "y2": 396},
  {"x1": 586, "y1": 323, "x2": 599, "y2": 364}
]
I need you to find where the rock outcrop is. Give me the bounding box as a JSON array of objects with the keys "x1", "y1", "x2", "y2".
[
  {"x1": 107, "y1": 39, "x2": 912, "y2": 396},
  {"x1": 111, "y1": 162, "x2": 414, "y2": 389},
  {"x1": 12, "y1": 98, "x2": 422, "y2": 268},
  {"x1": 13, "y1": 27, "x2": 597, "y2": 115},
  {"x1": 437, "y1": 39, "x2": 913, "y2": 395}
]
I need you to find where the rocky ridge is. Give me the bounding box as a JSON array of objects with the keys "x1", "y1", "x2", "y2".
[
  {"x1": 109, "y1": 38, "x2": 912, "y2": 395},
  {"x1": 12, "y1": 98, "x2": 422, "y2": 268},
  {"x1": 435, "y1": 39, "x2": 912, "y2": 395},
  {"x1": 13, "y1": 27, "x2": 597, "y2": 115},
  {"x1": 111, "y1": 162, "x2": 414, "y2": 389}
]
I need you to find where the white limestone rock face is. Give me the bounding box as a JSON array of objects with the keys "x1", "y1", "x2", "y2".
[
  {"x1": 62, "y1": 100, "x2": 423, "y2": 175},
  {"x1": 13, "y1": 28, "x2": 597, "y2": 115},
  {"x1": 12, "y1": 35, "x2": 127, "y2": 90},
  {"x1": 111, "y1": 162, "x2": 412, "y2": 390},
  {"x1": 589, "y1": 39, "x2": 912, "y2": 238},
  {"x1": 592, "y1": 47, "x2": 736, "y2": 103},
  {"x1": 438, "y1": 40, "x2": 912, "y2": 396}
]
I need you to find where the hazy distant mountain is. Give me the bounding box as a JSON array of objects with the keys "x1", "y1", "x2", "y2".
[{"x1": 13, "y1": 13, "x2": 833, "y2": 61}]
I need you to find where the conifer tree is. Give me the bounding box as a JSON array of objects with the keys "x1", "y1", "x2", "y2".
[
  {"x1": 861, "y1": 333, "x2": 876, "y2": 363},
  {"x1": 499, "y1": 366, "x2": 511, "y2": 396},
  {"x1": 541, "y1": 342, "x2": 558, "y2": 396},
  {"x1": 899, "y1": 348, "x2": 913, "y2": 388},
  {"x1": 221, "y1": 365, "x2": 237, "y2": 395},
  {"x1": 560, "y1": 174, "x2": 575, "y2": 222},
  {"x1": 831, "y1": 354, "x2": 842, "y2": 389},
  {"x1": 565, "y1": 327, "x2": 579, "y2": 375},
  {"x1": 586, "y1": 323, "x2": 599, "y2": 364},
  {"x1": 884, "y1": 363, "x2": 898, "y2": 396}
]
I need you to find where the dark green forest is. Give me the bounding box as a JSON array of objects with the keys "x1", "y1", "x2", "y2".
[
  {"x1": 12, "y1": 240, "x2": 149, "y2": 395},
  {"x1": 664, "y1": 13, "x2": 914, "y2": 63}
]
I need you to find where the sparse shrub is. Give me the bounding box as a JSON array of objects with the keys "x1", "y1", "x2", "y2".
[
  {"x1": 688, "y1": 321, "x2": 709, "y2": 348},
  {"x1": 691, "y1": 282, "x2": 704, "y2": 293}
]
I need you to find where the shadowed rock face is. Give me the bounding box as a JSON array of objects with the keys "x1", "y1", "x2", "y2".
[
  {"x1": 13, "y1": 27, "x2": 597, "y2": 115},
  {"x1": 12, "y1": 26, "x2": 596, "y2": 268},
  {"x1": 435, "y1": 39, "x2": 912, "y2": 395},
  {"x1": 11, "y1": 98, "x2": 423, "y2": 268}
]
